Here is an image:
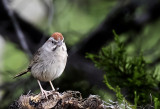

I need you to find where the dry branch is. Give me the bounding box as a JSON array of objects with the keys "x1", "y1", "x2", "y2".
[{"x1": 9, "y1": 91, "x2": 106, "y2": 109}]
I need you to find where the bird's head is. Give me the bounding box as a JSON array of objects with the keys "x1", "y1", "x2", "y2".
[{"x1": 44, "y1": 32, "x2": 64, "y2": 52}]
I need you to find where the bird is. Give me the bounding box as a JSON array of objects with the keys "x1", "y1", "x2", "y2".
[{"x1": 14, "y1": 32, "x2": 68, "y2": 98}]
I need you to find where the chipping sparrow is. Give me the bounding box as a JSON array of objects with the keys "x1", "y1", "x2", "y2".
[{"x1": 15, "y1": 32, "x2": 68, "y2": 98}]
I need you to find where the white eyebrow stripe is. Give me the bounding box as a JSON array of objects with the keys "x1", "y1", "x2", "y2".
[
  {"x1": 50, "y1": 36, "x2": 64, "y2": 42},
  {"x1": 51, "y1": 38, "x2": 58, "y2": 42}
]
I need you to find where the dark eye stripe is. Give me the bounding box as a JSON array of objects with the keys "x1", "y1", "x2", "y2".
[
  {"x1": 52, "y1": 46, "x2": 58, "y2": 51},
  {"x1": 51, "y1": 40, "x2": 57, "y2": 45}
]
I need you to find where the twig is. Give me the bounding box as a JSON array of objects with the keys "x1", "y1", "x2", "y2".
[{"x1": 2, "y1": 0, "x2": 32, "y2": 58}]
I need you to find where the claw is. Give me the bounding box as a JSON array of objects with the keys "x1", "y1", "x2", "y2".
[
  {"x1": 41, "y1": 89, "x2": 52, "y2": 99},
  {"x1": 51, "y1": 91, "x2": 62, "y2": 99},
  {"x1": 37, "y1": 80, "x2": 51, "y2": 99},
  {"x1": 37, "y1": 80, "x2": 60, "y2": 99}
]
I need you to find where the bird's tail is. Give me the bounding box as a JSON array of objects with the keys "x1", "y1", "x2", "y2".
[{"x1": 14, "y1": 68, "x2": 30, "y2": 78}]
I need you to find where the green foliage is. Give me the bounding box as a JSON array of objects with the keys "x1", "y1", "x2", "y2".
[
  {"x1": 86, "y1": 31, "x2": 160, "y2": 105},
  {"x1": 154, "y1": 97, "x2": 160, "y2": 109},
  {"x1": 134, "y1": 91, "x2": 139, "y2": 109},
  {"x1": 44, "y1": 0, "x2": 117, "y2": 47},
  {"x1": 104, "y1": 75, "x2": 124, "y2": 102},
  {"x1": 2, "y1": 42, "x2": 29, "y2": 81}
]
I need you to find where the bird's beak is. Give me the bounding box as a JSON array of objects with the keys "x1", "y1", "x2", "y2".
[{"x1": 57, "y1": 40, "x2": 63, "y2": 46}]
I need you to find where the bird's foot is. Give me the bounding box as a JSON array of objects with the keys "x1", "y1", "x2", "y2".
[
  {"x1": 51, "y1": 90, "x2": 62, "y2": 99},
  {"x1": 40, "y1": 89, "x2": 52, "y2": 99}
]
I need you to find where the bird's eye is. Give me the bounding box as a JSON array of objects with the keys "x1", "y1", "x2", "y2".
[
  {"x1": 51, "y1": 40, "x2": 58, "y2": 45},
  {"x1": 51, "y1": 40, "x2": 56, "y2": 44}
]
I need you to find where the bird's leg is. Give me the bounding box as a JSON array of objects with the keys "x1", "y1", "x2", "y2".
[
  {"x1": 37, "y1": 80, "x2": 51, "y2": 99},
  {"x1": 49, "y1": 81, "x2": 62, "y2": 98},
  {"x1": 49, "y1": 81, "x2": 55, "y2": 91}
]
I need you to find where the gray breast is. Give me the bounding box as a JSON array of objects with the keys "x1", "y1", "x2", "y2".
[{"x1": 31, "y1": 46, "x2": 67, "y2": 82}]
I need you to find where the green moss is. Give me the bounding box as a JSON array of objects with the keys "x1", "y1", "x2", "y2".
[{"x1": 86, "y1": 31, "x2": 160, "y2": 105}]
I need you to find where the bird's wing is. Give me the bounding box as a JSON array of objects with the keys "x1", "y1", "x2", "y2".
[{"x1": 29, "y1": 48, "x2": 42, "y2": 68}]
